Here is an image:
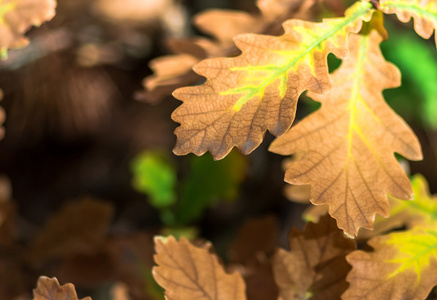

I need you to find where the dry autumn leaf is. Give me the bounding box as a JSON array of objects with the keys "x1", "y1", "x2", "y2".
[
  {"x1": 153, "y1": 236, "x2": 246, "y2": 300},
  {"x1": 0, "y1": 0, "x2": 56, "y2": 56},
  {"x1": 269, "y1": 31, "x2": 423, "y2": 237},
  {"x1": 272, "y1": 214, "x2": 356, "y2": 300},
  {"x1": 380, "y1": 0, "x2": 437, "y2": 47},
  {"x1": 138, "y1": 0, "x2": 323, "y2": 103},
  {"x1": 172, "y1": 1, "x2": 373, "y2": 159},
  {"x1": 33, "y1": 276, "x2": 91, "y2": 300},
  {"x1": 29, "y1": 197, "x2": 113, "y2": 264},
  {"x1": 344, "y1": 227, "x2": 437, "y2": 299}
]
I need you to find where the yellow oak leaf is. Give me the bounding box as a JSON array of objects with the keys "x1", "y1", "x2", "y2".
[
  {"x1": 272, "y1": 214, "x2": 355, "y2": 300},
  {"x1": 172, "y1": 1, "x2": 374, "y2": 159},
  {"x1": 380, "y1": 0, "x2": 437, "y2": 47},
  {"x1": 33, "y1": 276, "x2": 92, "y2": 300},
  {"x1": 358, "y1": 174, "x2": 437, "y2": 239},
  {"x1": 0, "y1": 0, "x2": 56, "y2": 56},
  {"x1": 344, "y1": 227, "x2": 437, "y2": 299},
  {"x1": 269, "y1": 31, "x2": 423, "y2": 237},
  {"x1": 153, "y1": 236, "x2": 246, "y2": 300}
]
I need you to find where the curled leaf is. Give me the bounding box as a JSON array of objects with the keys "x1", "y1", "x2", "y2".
[
  {"x1": 153, "y1": 236, "x2": 246, "y2": 300},
  {"x1": 270, "y1": 31, "x2": 422, "y2": 237}
]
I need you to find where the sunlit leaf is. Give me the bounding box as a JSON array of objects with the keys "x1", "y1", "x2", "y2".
[
  {"x1": 153, "y1": 236, "x2": 246, "y2": 300},
  {"x1": 344, "y1": 227, "x2": 437, "y2": 299},
  {"x1": 0, "y1": 0, "x2": 56, "y2": 56},
  {"x1": 172, "y1": 1, "x2": 373, "y2": 159},
  {"x1": 269, "y1": 31, "x2": 422, "y2": 237},
  {"x1": 33, "y1": 276, "x2": 91, "y2": 300},
  {"x1": 272, "y1": 214, "x2": 355, "y2": 300},
  {"x1": 380, "y1": 0, "x2": 437, "y2": 47},
  {"x1": 139, "y1": 0, "x2": 320, "y2": 103}
]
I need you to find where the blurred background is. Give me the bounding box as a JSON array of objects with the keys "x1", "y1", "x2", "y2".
[{"x1": 0, "y1": 0, "x2": 435, "y2": 299}]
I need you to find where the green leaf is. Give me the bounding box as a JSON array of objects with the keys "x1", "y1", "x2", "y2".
[{"x1": 131, "y1": 151, "x2": 177, "y2": 209}]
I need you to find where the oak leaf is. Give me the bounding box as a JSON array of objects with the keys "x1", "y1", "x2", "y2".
[
  {"x1": 33, "y1": 276, "x2": 91, "y2": 300},
  {"x1": 153, "y1": 235, "x2": 246, "y2": 300},
  {"x1": 272, "y1": 214, "x2": 356, "y2": 300},
  {"x1": 29, "y1": 197, "x2": 113, "y2": 264},
  {"x1": 380, "y1": 0, "x2": 437, "y2": 47},
  {"x1": 269, "y1": 31, "x2": 422, "y2": 237},
  {"x1": 172, "y1": 1, "x2": 374, "y2": 159},
  {"x1": 139, "y1": 0, "x2": 324, "y2": 103},
  {"x1": 358, "y1": 174, "x2": 437, "y2": 239},
  {"x1": 344, "y1": 227, "x2": 437, "y2": 299},
  {"x1": 0, "y1": 0, "x2": 56, "y2": 56}
]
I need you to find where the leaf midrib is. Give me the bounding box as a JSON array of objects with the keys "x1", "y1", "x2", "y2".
[{"x1": 229, "y1": 2, "x2": 373, "y2": 111}]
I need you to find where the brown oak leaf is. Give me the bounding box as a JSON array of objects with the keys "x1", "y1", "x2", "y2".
[
  {"x1": 269, "y1": 31, "x2": 422, "y2": 237},
  {"x1": 272, "y1": 214, "x2": 356, "y2": 299},
  {"x1": 173, "y1": 2, "x2": 373, "y2": 159},
  {"x1": 0, "y1": 0, "x2": 56, "y2": 55},
  {"x1": 29, "y1": 197, "x2": 114, "y2": 264},
  {"x1": 153, "y1": 236, "x2": 246, "y2": 300},
  {"x1": 344, "y1": 227, "x2": 437, "y2": 299},
  {"x1": 138, "y1": 0, "x2": 322, "y2": 104},
  {"x1": 33, "y1": 276, "x2": 91, "y2": 300}
]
